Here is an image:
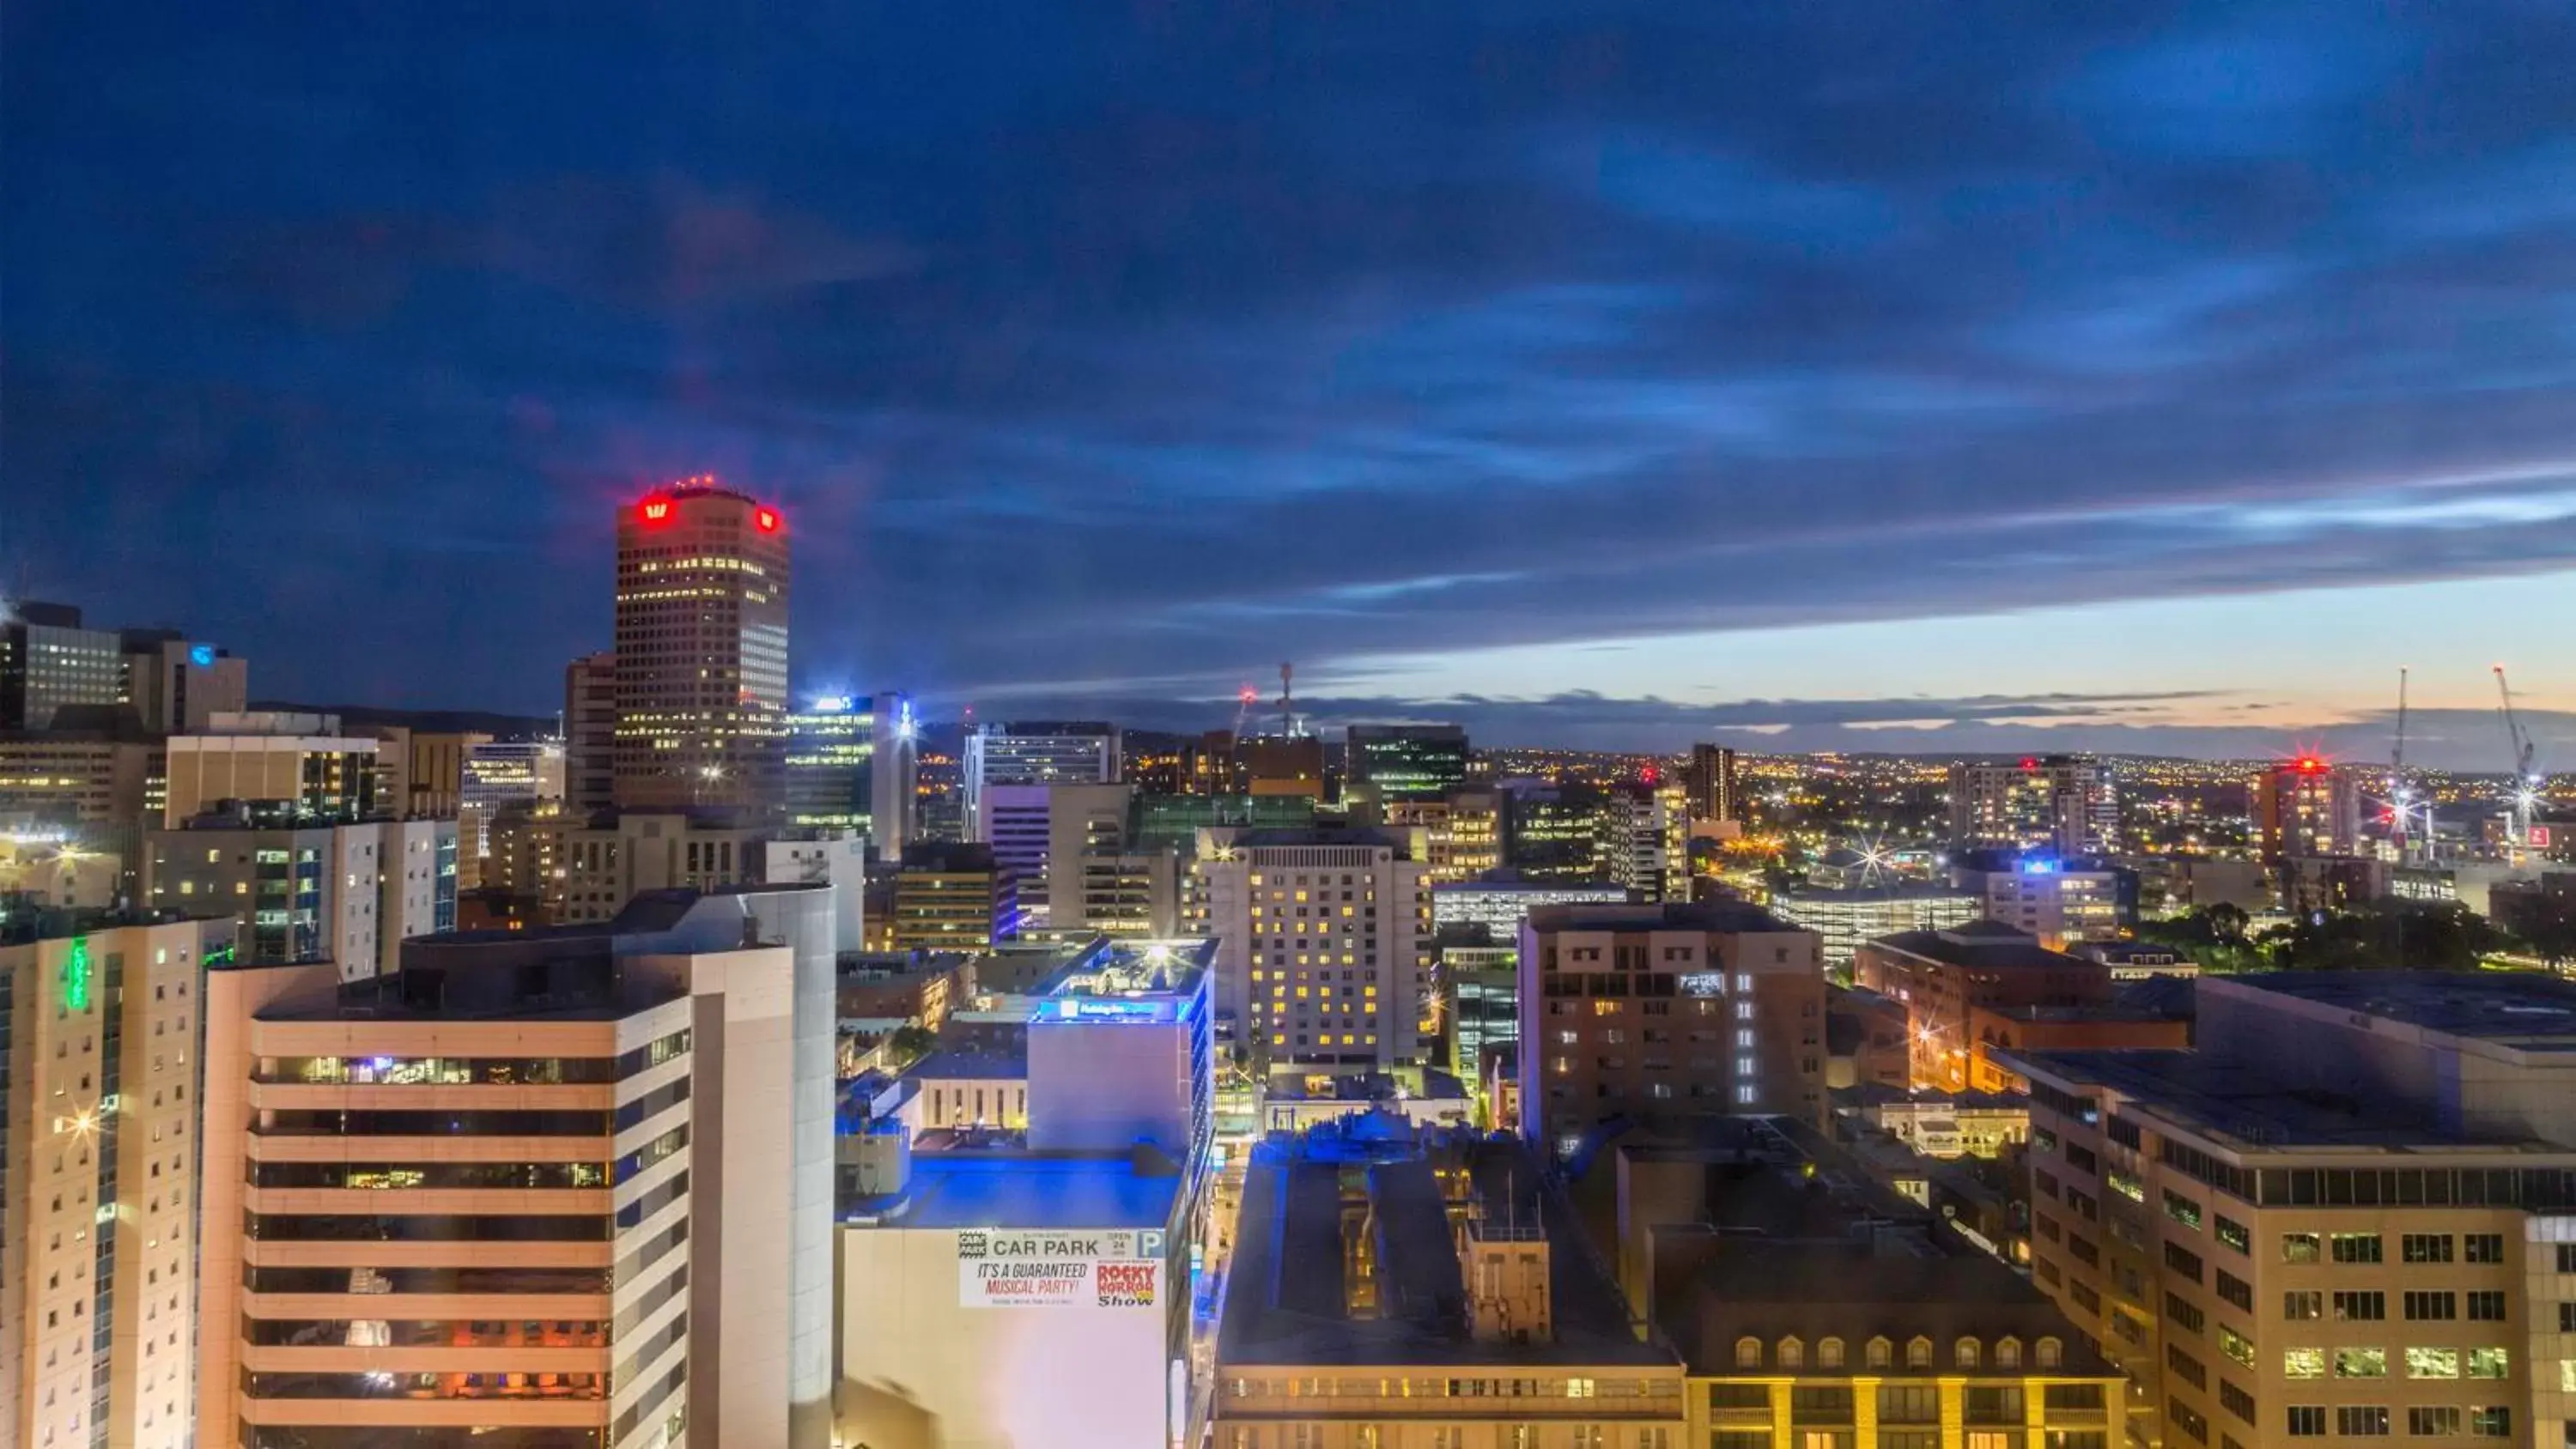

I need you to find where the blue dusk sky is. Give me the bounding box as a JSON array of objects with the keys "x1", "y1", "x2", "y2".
[{"x1": 5, "y1": 2, "x2": 2572, "y2": 766}]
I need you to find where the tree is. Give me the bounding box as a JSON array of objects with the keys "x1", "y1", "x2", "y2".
[
  {"x1": 2263, "y1": 900, "x2": 2512, "y2": 973},
  {"x1": 2137, "y1": 906, "x2": 2263, "y2": 973},
  {"x1": 2505, "y1": 890, "x2": 2576, "y2": 970},
  {"x1": 884, "y1": 1024, "x2": 939, "y2": 1070}
]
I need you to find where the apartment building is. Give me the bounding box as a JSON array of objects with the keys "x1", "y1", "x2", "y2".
[
  {"x1": 0, "y1": 911, "x2": 229, "y2": 1449},
  {"x1": 1518, "y1": 900, "x2": 1827, "y2": 1161},
  {"x1": 197, "y1": 884, "x2": 839, "y2": 1449},
  {"x1": 2009, "y1": 972, "x2": 2576, "y2": 1449},
  {"x1": 1852, "y1": 922, "x2": 2111, "y2": 1092}
]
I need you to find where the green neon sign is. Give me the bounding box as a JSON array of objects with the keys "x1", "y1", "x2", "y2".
[{"x1": 64, "y1": 937, "x2": 91, "y2": 1013}]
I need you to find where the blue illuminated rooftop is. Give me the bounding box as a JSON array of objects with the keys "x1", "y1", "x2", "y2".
[{"x1": 848, "y1": 1149, "x2": 1183, "y2": 1231}]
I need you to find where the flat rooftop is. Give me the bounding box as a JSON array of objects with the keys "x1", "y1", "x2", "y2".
[
  {"x1": 1528, "y1": 900, "x2": 1798, "y2": 935},
  {"x1": 848, "y1": 1149, "x2": 1182, "y2": 1231},
  {"x1": 1866, "y1": 921, "x2": 2091, "y2": 971},
  {"x1": 906, "y1": 1048, "x2": 1028, "y2": 1082},
  {"x1": 2011, "y1": 1048, "x2": 2576, "y2": 1154},
  {"x1": 1656, "y1": 1240, "x2": 2119, "y2": 1378},
  {"x1": 2221, "y1": 970, "x2": 2576, "y2": 1046},
  {"x1": 1776, "y1": 882, "x2": 1976, "y2": 902},
  {"x1": 1832, "y1": 1082, "x2": 2027, "y2": 1113},
  {"x1": 1221, "y1": 1137, "x2": 1674, "y2": 1369},
  {"x1": 1038, "y1": 936, "x2": 1216, "y2": 1003}
]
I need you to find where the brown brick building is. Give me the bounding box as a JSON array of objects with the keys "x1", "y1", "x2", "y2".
[
  {"x1": 1853, "y1": 921, "x2": 2111, "y2": 1091},
  {"x1": 1519, "y1": 900, "x2": 1826, "y2": 1160}
]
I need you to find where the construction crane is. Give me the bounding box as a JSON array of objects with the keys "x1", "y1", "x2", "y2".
[
  {"x1": 1230, "y1": 683, "x2": 1259, "y2": 737},
  {"x1": 2495, "y1": 664, "x2": 2540, "y2": 850},
  {"x1": 2388, "y1": 668, "x2": 2414, "y2": 860}
]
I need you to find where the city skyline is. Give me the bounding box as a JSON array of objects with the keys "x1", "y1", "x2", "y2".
[{"x1": 9, "y1": 4, "x2": 2573, "y2": 764}]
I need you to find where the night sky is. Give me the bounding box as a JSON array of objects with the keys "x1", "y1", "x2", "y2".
[{"x1": 7, "y1": 2, "x2": 2573, "y2": 765}]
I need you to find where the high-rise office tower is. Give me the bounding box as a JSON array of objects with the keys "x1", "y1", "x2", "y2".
[
  {"x1": 868, "y1": 692, "x2": 918, "y2": 858},
  {"x1": 1518, "y1": 901, "x2": 1827, "y2": 1159},
  {"x1": 1344, "y1": 723, "x2": 1470, "y2": 800},
  {"x1": 611, "y1": 480, "x2": 791, "y2": 816},
  {"x1": 961, "y1": 721, "x2": 1119, "y2": 837},
  {"x1": 1684, "y1": 743, "x2": 1740, "y2": 824},
  {"x1": 0, "y1": 601, "x2": 125, "y2": 731},
  {"x1": 2252, "y1": 755, "x2": 2362, "y2": 861},
  {"x1": 785, "y1": 694, "x2": 874, "y2": 831},
  {"x1": 976, "y1": 780, "x2": 1132, "y2": 930},
  {"x1": 1948, "y1": 755, "x2": 2119, "y2": 856},
  {"x1": 197, "y1": 884, "x2": 839, "y2": 1449},
  {"x1": 0, "y1": 909, "x2": 233, "y2": 1449},
  {"x1": 1195, "y1": 826, "x2": 1435, "y2": 1071},
  {"x1": 118, "y1": 627, "x2": 248, "y2": 734},
  {"x1": 563, "y1": 650, "x2": 618, "y2": 817},
  {"x1": 1375, "y1": 785, "x2": 1504, "y2": 884},
  {"x1": 890, "y1": 841, "x2": 1017, "y2": 950},
  {"x1": 162, "y1": 712, "x2": 382, "y2": 828}
]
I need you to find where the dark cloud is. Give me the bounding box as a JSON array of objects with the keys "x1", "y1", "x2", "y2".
[{"x1": 6, "y1": 0, "x2": 2573, "y2": 726}]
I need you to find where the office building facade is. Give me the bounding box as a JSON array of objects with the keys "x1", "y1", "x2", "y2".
[
  {"x1": 564, "y1": 651, "x2": 618, "y2": 817},
  {"x1": 1343, "y1": 723, "x2": 1470, "y2": 800},
  {"x1": 611, "y1": 481, "x2": 791, "y2": 815},
  {"x1": 2012, "y1": 972, "x2": 2576, "y2": 1449},
  {"x1": 1771, "y1": 882, "x2": 1982, "y2": 972},
  {"x1": 0, "y1": 602, "x2": 125, "y2": 731},
  {"x1": 960, "y1": 722, "x2": 1119, "y2": 838},
  {"x1": 163, "y1": 716, "x2": 381, "y2": 828},
  {"x1": 145, "y1": 815, "x2": 457, "y2": 979},
  {"x1": 891, "y1": 842, "x2": 1017, "y2": 951},
  {"x1": 975, "y1": 780, "x2": 1132, "y2": 930}
]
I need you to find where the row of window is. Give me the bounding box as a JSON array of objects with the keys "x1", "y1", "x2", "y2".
[
  {"x1": 2280, "y1": 1346, "x2": 2509, "y2": 1380},
  {"x1": 2283, "y1": 1232, "x2": 2508, "y2": 1266},
  {"x1": 2283, "y1": 1289, "x2": 2508, "y2": 1322},
  {"x1": 1730, "y1": 1334, "x2": 2062, "y2": 1371},
  {"x1": 2284, "y1": 1405, "x2": 2511, "y2": 1438}
]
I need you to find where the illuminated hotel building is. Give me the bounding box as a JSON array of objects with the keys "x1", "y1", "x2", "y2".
[
  {"x1": 611, "y1": 479, "x2": 790, "y2": 817},
  {"x1": 1194, "y1": 827, "x2": 1436, "y2": 1071},
  {"x1": 0, "y1": 910, "x2": 232, "y2": 1449},
  {"x1": 197, "y1": 884, "x2": 840, "y2": 1449}
]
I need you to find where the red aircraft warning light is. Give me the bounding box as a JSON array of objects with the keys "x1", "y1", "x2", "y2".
[{"x1": 2294, "y1": 755, "x2": 2326, "y2": 774}]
